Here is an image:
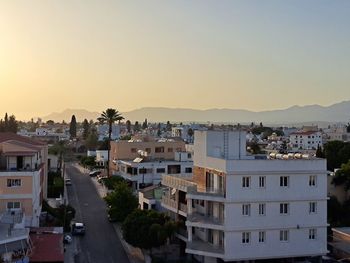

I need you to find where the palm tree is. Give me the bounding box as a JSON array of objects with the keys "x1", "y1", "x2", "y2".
[{"x1": 98, "y1": 108, "x2": 124, "y2": 177}]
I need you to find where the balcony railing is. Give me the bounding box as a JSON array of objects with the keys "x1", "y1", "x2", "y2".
[
  {"x1": 186, "y1": 238, "x2": 224, "y2": 256},
  {"x1": 162, "y1": 174, "x2": 196, "y2": 192},
  {"x1": 187, "y1": 212, "x2": 223, "y2": 226},
  {"x1": 161, "y1": 195, "x2": 177, "y2": 210},
  {"x1": 187, "y1": 186, "x2": 225, "y2": 198},
  {"x1": 179, "y1": 203, "x2": 187, "y2": 213}
]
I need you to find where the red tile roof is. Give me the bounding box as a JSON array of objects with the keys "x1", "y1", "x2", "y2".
[
  {"x1": 29, "y1": 232, "x2": 64, "y2": 262},
  {"x1": 0, "y1": 132, "x2": 46, "y2": 146}
]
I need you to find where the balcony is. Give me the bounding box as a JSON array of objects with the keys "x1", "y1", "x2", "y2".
[
  {"x1": 186, "y1": 238, "x2": 224, "y2": 258},
  {"x1": 187, "y1": 212, "x2": 224, "y2": 230},
  {"x1": 175, "y1": 228, "x2": 188, "y2": 242},
  {"x1": 161, "y1": 195, "x2": 187, "y2": 216},
  {"x1": 162, "y1": 174, "x2": 196, "y2": 192},
  {"x1": 187, "y1": 186, "x2": 225, "y2": 201}
]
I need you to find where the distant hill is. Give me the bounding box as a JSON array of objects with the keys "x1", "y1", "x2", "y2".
[
  {"x1": 42, "y1": 109, "x2": 100, "y2": 122},
  {"x1": 41, "y1": 100, "x2": 350, "y2": 124}
]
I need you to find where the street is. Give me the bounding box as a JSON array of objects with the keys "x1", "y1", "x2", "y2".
[{"x1": 65, "y1": 163, "x2": 130, "y2": 263}]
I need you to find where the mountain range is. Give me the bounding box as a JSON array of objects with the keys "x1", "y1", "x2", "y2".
[{"x1": 41, "y1": 100, "x2": 350, "y2": 125}]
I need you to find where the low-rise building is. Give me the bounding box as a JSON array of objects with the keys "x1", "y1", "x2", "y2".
[
  {"x1": 0, "y1": 133, "x2": 48, "y2": 227},
  {"x1": 289, "y1": 127, "x2": 322, "y2": 151}
]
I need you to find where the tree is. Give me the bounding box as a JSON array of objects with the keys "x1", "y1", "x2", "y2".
[
  {"x1": 157, "y1": 123, "x2": 161, "y2": 137},
  {"x1": 85, "y1": 128, "x2": 98, "y2": 150},
  {"x1": 323, "y1": 141, "x2": 350, "y2": 171},
  {"x1": 134, "y1": 121, "x2": 140, "y2": 132},
  {"x1": 122, "y1": 210, "x2": 176, "y2": 253},
  {"x1": 82, "y1": 119, "x2": 90, "y2": 140},
  {"x1": 332, "y1": 160, "x2": 350, "y2": 190},
  {"x1": 166, "y1": 121, "x2": 172, "y2": 131},
  {"x1": 104, "y1": 182, "x2": 138, "y2": 222},
  {"x1": 46, "y1": 120, "x2": 55, "y2": 125},
  {"x1": 4, "y1": 113, "x2": 8, "y2": 131},
  {"x1": 98, "y1": 109, "x2": 124, "y2": 177},
  {"x1": 69, "y1": 115, "x2": 77, "y2": 138},
  {"x1": 48, "y1": 141, "x2": 68, "y2": 170},
  {"x1": 126, "y1": 120, "x2": 131, "y2": 133},
  {"x1": 142, "y1": 118, "x2": 148, "y2": 129},
  {"x1": 8, "y1": 115, "x2": 18, "y2": 133},
  {"x1": 316, "y1": 145, "x2": 324, "y2": 158},
  {"x1": 187, "y1": 128, "x2": 194, "y2": 142}
]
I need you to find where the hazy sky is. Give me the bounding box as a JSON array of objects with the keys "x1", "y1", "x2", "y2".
[{"x1": 0, "y1": 1, "x2": 349, "y2": 120}]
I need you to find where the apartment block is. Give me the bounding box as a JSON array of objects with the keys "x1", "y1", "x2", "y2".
[
  {"x1": 161, "y1": 130, "x2": 327, "y2": 262},
  {"x1": 110, "y1": 136, "x2": 192, "y2": 190},
  {"x1": 0, "y1": 133, "x2": 48, "y2": 227}
]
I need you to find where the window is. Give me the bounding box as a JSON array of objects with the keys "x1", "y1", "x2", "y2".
[
  {"x1": 259, "y1": 203, "x2": 266, "y2": 216},
  {"x1": 242, "y1": 232, "x2": 250, "y2": 244},
  {"x1": 187, "y1": 153, "x2": 192, "y2": 159},
  {"x1": 280, "y1": 176, "x2": 289, "y2": 187},
  {"x1": 309, "y1": 175, "x2": 316, "y2": 186},
  {"x1": 131, "y1": 148, "x2": 137, "y2": 153},
  {"x1": 259, "y1": 176, "x2": 266, "y2": 188},
  {"x1": 185, "y1": 167, "x2": 192, "y2": 173},
  {"x1": 145, "y1": 148, "x2": 151, "y2": 154},
  {"x1": 309, "y1": 229, "x2": 317, "y2": 240},
  {"x1": 280, "y1": 203, "x2": 289, "y2": 214},
  {"x1": 7, "y1": 202, "x2": 21, "y2": 210},
  {"x1": 280, "y1": 230, "x2": 289, "y2": 242},
  {"x1": 156, "y1": 168, "x2": 165, "y2": 173},
  {"x1": 242, "y1": 204, "x2": 251, "y2": 216},
  {"x1": 309, "y1": 202, "x2": 317, "y2": 214},
  {"x1": 242, "y1": 177, "x2": 250, "y2": 188},
  {"x1": 7, "y1": 179, "x2": 22, "y2": 187},
  {"x1": 155, "y1": 147, "x2": 164, "y2": 153},
  {"x1": 259, "y1": 231, "x2": 265, "y2": 243},
  {"x1": 167, "y1": 148, "x2": 173, "y2": 153}
]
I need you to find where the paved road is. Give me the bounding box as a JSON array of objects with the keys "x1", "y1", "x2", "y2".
[{"x1": 65, "y1": 163, "x2": 130, "y2": 263}]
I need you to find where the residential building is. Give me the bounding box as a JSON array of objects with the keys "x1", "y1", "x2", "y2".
[
  {"x1": 110, "y1": 136, "x2": 192, "y2": 190},
  {"x1": 161, "y1": 130, "x2": 327, "y2": 262},
  {"x1": 289, "y1": 126, "x2": 323, "y2": 151},
  {"x1": 324, "y1": 125, "x2": 350, "y2": 142},
  {"x1": 0, "y1": 133, "x2": 48, "y2": 227}
]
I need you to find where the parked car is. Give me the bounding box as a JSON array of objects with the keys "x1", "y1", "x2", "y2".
[
  {"x1": 63, "y1": 234, "x2": 72, "y2": 244},
  {"x1": 72, "y1": 222, "x2": 86, "y2": 235},
  {"x1": 65, "y1": 179, "x2": 72, "y2": 186},
  {"x1": 89, "y1": 170, "x2": 101, "y2": 177}
]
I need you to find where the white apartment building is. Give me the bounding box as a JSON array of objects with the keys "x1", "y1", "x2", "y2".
[
  {"x1": 161, "y1": 130, "x2": 328, "y2": 262},
  {"x1": 114, "y1": 151, "x2": 193, "y2": 190},
  {"x1": 289, "y1": 130, "x2": 323, "y2": 151}
]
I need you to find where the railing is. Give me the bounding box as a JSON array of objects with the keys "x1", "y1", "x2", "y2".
[
  {"x1": 162, "y1": 175, "x2": 196, "y2": 192},
  {"x1": 161, "y1": 195, "x2": 177, "y2": 210},
  {"x1": 187, "y1": 186, "x2": 225, "y2": 197},
  {"x1": 179, "y1": 203, "x2": 187, "y2": 213},
  {"x1": 187, "y1": 212, "x2": 223, "y2": 226},
  {"x1": 187, "y1": 238, "x2": 224, "y2": 255}
]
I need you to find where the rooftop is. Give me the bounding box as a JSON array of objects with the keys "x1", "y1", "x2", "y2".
[
  {"x1": 0, "y1": 132, "x2": 46, "y2": 146},
  {"x1": 29, "y1": 228, "x2": 64, "y2": 262}
]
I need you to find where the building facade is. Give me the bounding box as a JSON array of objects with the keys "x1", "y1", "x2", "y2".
[
  {"x1": 161, "y1": 130, "x2": 328, "y2": 262},
  {"x1": 0, "y1": 133, "x2": 48, "y2": 227}
]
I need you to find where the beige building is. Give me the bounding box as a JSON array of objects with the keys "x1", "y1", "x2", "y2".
[
  {"x1": 110, "y1": 136, "x2": 191, "y2": 190},
  {"x1": 0, "y1": 133, "x2": 48, "y2": 227}
]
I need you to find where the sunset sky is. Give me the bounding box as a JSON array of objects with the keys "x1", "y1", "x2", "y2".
[{"x1": 0, "y1": 1, "x2": 349, "y2": 120}]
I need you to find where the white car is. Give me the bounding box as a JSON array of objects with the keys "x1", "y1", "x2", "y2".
[{"x1": 65, "y1": 179, "x2": 72, "y2": 186}]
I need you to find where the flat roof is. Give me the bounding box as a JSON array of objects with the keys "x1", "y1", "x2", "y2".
[{"x1": 29, "y1": 232, "x2": 64, "y2": 262}]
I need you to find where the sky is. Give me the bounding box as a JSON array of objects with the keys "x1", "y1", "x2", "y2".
[{"x1": 0, "y1": 1, "x2": 349, "y2": 120}]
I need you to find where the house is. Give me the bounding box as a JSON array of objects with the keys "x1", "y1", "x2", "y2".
[
  {"x1": 161, "y1": 130, "x2": 327, "y2": 262},
  {"x1": 110, "y1": 136, "x2": 192, "y2": 190},
  {"x1": 0, "y1": 133, "x2": 48, "y2": 227}
]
